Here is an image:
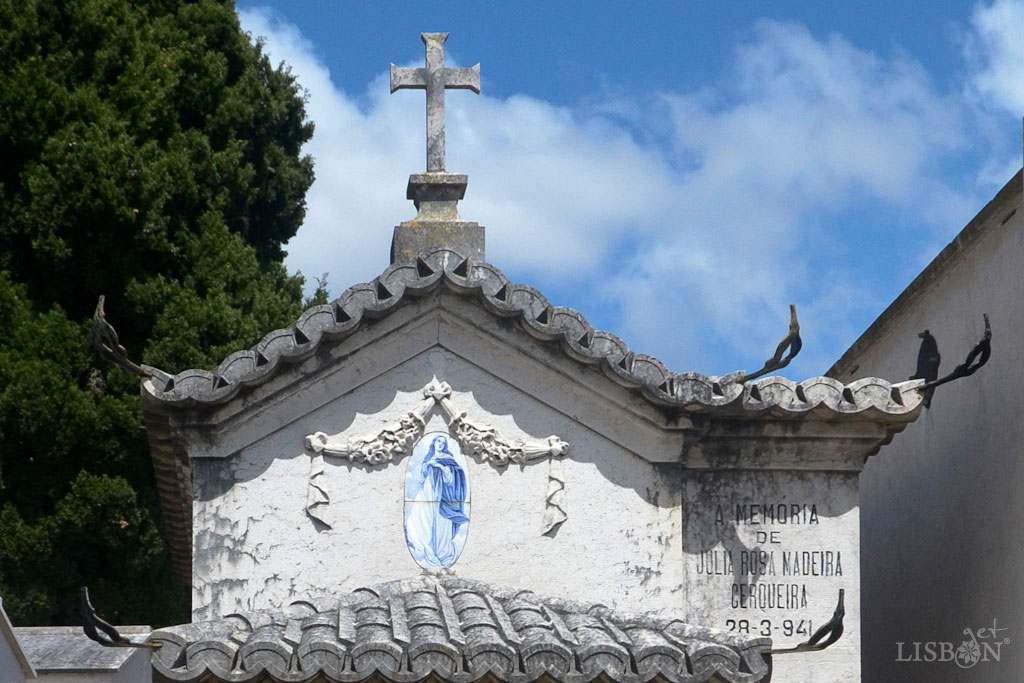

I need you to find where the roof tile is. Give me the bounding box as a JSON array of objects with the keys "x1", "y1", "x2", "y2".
[{"x1": 151, "y1": 576, "x2": 771, "y2": 683}]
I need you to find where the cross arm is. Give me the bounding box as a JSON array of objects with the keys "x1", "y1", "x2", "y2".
[
  {"x1": 390, "y1": 64, "x2": 426, "y2": 93},
  {"x1": 444, "y1": 65, "x2": 481, "y2": 93}
]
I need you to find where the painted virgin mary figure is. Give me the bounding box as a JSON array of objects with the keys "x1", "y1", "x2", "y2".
[{"x1": 405, "y1": 434, "x2": 469, "y2": 568}]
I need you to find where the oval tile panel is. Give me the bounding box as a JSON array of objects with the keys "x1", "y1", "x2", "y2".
[{"x1": 404, "y1": 432, "x2": 470, "y2": 569}]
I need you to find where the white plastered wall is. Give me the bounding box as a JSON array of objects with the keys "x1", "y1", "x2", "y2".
[{"x1": 190, "y1": 343, "x2": 684, "y2": 621}]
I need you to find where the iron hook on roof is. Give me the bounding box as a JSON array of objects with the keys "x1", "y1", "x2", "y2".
[
  {"x1": 921, "y1": 314, "x2": 991, "y2": 393},
  {"x1": 739, "y1": 305, "x2": 802, "y2": 383},
  {"x1": 88, "y1": 295, "x2": 150, "y2": 379},
  {"x1": 771, "y1": 589, "x2": 845, "y2": 654},
  {"x1": 80, "y1": 587, "x2": 160, "y2": 649}
]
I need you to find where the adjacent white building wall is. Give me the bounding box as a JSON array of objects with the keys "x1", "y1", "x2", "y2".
[
  {"x1": 830, "y1": 169, "x2": 1023, "y2": 682},
  {"x1": 0, "y1": 600, "x2": 150, "y2": 683},
  {"x1": 0, "y1": 636, "x2": 30, "y2": 682},
  {"x1": 0, "y1": 645, "x2": 29, "y2": 683},
  {"x1": 11, "y1": 627, "x2": 152, "y2": 683},
  {"x1": 0, "y1": 597, "x2": 34, "y2": 682}
]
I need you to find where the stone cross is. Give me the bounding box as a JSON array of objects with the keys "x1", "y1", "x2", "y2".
[{"x1": 391, "y1": 33, "x2": 480, "y2": 172}]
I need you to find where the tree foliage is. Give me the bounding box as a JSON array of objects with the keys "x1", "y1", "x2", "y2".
[{"x1": 0, "y1": 0, "x2": 322, "y2": 626}]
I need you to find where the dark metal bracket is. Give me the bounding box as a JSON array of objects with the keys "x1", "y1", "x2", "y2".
[
  {"x1": 739, "y1": 305, "x2": 802, "y2": 383},
  {"x1": 771, "y1": 589, "x2": 845, "y2": 654},
  {"x1": 910, "y1": 329, "x2": 941, "y2": 408},
  {"x1": 922, "y1": 314, "x2": 991, "y2": 392},
  {"x1": 88, "y1": 295, "x2": 150, "y2": 378},
  {"x1": 80, "y1": 586, "x2": 160, "y2": 649}
]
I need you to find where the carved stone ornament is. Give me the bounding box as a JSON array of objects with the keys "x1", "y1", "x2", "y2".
[{"x1": 304, "y1": 379, "x2": 570, "y2": 533}]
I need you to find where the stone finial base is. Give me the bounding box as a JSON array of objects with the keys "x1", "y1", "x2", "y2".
[
  {"x1": 391, "y1": 172, "x2": 485, "y2": 263},
  {"x1": 391, "y1": 221, "x2": 484, "y2": 264}
]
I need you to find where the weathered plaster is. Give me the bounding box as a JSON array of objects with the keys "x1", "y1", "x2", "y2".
[{"x1": 191, "y1": 348, "x2": 684, "y2": 622}]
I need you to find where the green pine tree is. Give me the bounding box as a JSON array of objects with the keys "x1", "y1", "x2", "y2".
[{"x1": 0, "y1": 0, "x2": 324, "y2": 626}]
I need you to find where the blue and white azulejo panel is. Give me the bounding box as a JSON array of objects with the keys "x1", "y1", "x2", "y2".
[{"x1": 404, "y1": 432, "x2": 470, "y2": 569}]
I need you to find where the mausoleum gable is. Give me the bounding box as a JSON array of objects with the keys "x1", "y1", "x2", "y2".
[{"x1": 139, "y1": 250, "x2": 925, "y2": 594}]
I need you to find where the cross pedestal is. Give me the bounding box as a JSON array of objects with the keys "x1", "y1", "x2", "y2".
[{"x1": 391, "y1": 172, "x2": 484, "y2": 263}]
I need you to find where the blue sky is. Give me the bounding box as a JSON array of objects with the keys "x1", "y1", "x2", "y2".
[{"x1": 235, "y1": 1, "x2": 1024, "y2": 380}]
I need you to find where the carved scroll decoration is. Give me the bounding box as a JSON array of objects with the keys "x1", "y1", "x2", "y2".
[
  {"x1": 542, "y1": 457, "x2": 567, "y2": 535},
  {"x1": 305, "y1": 394, "x2": 434, "y2": 464},
  {"x1": 303, "y1": 379, "x2": 569, "y2": 532},
  {"x1": 435, "y1": 391, "x2": 569, "y2": 466},
  {"x1": 305, "y1": 454, "x2": 330, "y2": 527}
]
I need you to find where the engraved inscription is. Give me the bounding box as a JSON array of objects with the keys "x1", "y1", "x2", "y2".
[
  {"x1": 684, "y1": 472, "x2": 858, "y2": 648},
  {"x1": 695, "y1": 502, "x2": 842, "y2": 620}
]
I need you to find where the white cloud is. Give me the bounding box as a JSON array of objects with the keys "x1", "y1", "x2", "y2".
[
  {"x1": 968, "y1": 0, "x2": 1024, "y2": 115},
  {"x1": 241, "y1": 8, "x2": 675, "y2": 288},
  {"x1": 605, "y1": 21, "x2": 972, "y2": 373},
  {"x1": 241, "y1": 9, "x2": 984, "y2": 379}
]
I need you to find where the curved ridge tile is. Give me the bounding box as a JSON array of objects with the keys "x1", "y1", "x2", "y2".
[
  {"x1": 564, "y1": 614, "x2": 631, "y2": 678},
  {"x1": 417, "y1": 248, "x2": 460, "y2": 276},
  {"x1": 846, "y1": 376, "x2": 919, "y2": 414},
  {"x1": 602, "y1": 351, "x2": 645, "y2": 389},
  {"x1": 216, "y1": 350, "x2": 258, "y2": 385},
  {"x1": 796, "y1": 377, "x2": 849, "y2": 412},
  {"x1": 345, "y1": 281, "x2": 397, "y2": 319},
  {"x1": 633, "y1": 356, "x2": 675, "y2": 405},
  {"x1": 185, "y1": 640, "x2": 237, "y2": 680},
  {"x1": 437, "y1": 254, "x2": 478, "y2": 295},
  {"x1": 509, "y1": 287, "x2": 557, "y2": 340},
  {"x1": 588, "y1": 330, "x2": 630, "y2": 365},
  {"x1": 297, "y1": 612, "x2": 346, "y2": 675},
  {"x1": 746, "y1": 377, "x2": 806, "y2": 413},
  {"x1": 891, "y1": 379, "x2": 926, "y2": 412},
  {"x1": 141, "y1": 249, "x2": 922, "y2": 424},
  {"x1": 379, "y1": 260, "x2": 440, "y2": 297},
  {"x1": 550, "y1": 308, "x2": 595, "y2": 363},
  {"x1": 172, "y1": 370, "x2": 217, "y2": 400},
  {"x1": 679, "y1": 373, "x2": 746, "y2": 409},
  {"x1": 239, "y1": 637, "x2": 293, "y2": 675},
  {"x1": 622, "y1": 627, "x2": 687, "y2": 678},
  {"x1": 293, "y1": 305, "x2": 335, "y2": 348},
  {"x1": 466, "y1": 261, "x2": 508, "y2": 299},
  {"x1": 686, "y1": 641, "x2": 743, "y2": 682},
  {"x1": 151, "y1": 632, "x2": 193, "y2": 681}
]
